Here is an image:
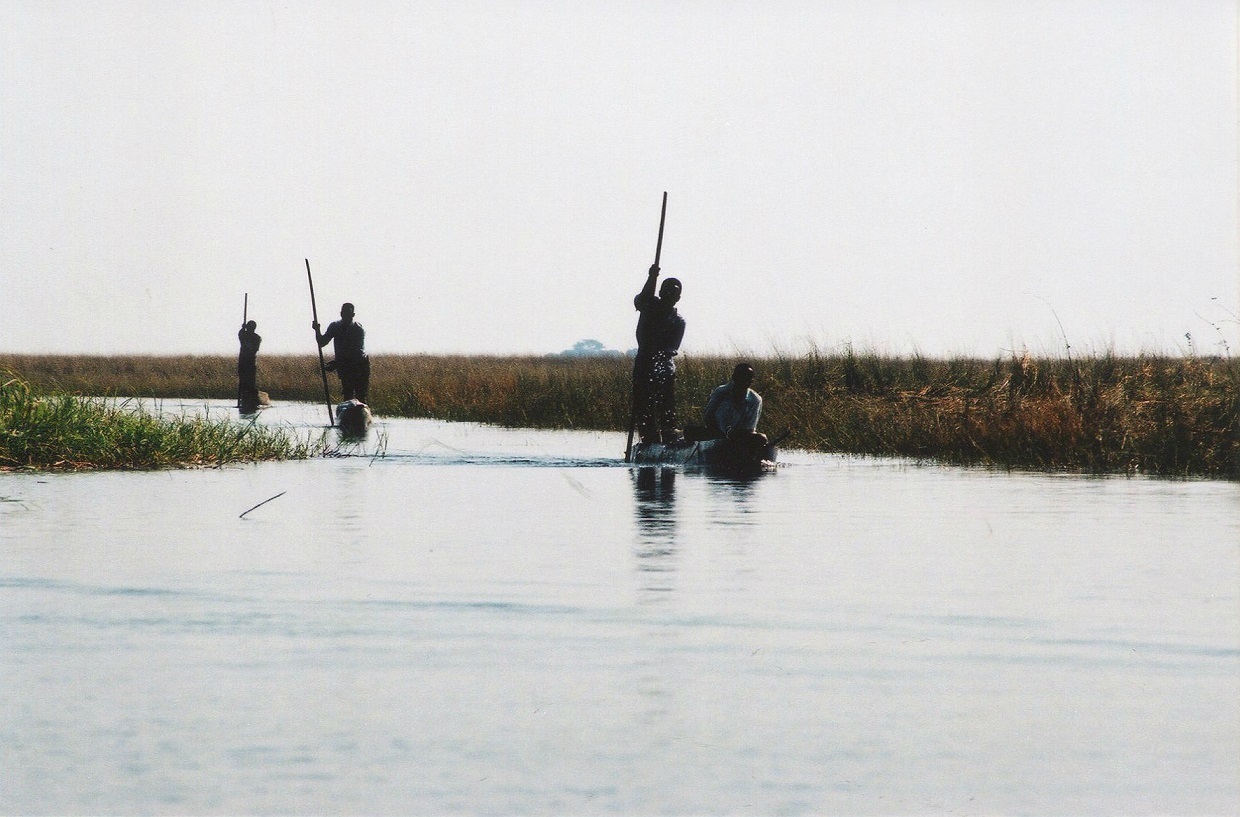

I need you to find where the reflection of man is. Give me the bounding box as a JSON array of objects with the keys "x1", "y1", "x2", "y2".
[
  {"x1": 632, "y1": 467, "x2": 677, "y2": 591},
  {"x1": 237, "y1": 320, "x2": 261, "y2": 405},
  {"x1": 702, "y1": 363, "x2": 768, "y2": 456},
  {"x1": 313, "y1": 302, "x2": 370, "y2": 402},
  {"x1": 633, "y1": 263, "x2": 685, "y2": 443}
]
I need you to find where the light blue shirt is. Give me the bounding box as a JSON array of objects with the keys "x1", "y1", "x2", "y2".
[{"x1": 703, "y1": 383, "x2": 762, "y2": 435}]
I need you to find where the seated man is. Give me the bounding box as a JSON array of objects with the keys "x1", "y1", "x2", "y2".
[{"x1": 697, "y1": 363, "x2": 769, "y2": 456}]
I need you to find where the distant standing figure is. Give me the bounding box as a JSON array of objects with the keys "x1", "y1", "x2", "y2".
[
  {"x1": 314, "y1": 302, "x2": 370, "y2": 402},
  {"x1": 237, "y1": 320, "x2": 261, "y2": 406},
  {"x1": 633, "y1": 263, "x2": 685, "y2": 443}
]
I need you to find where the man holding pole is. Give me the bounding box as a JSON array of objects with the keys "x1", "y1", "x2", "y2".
[
  {"x1": 237, "y1": 319, "x2": 261, "y2": 408},
  {"x1": 632, "y1": 263, "x2": 685, "y2": 444},
  {"x1": 313, "y1": 302, "x2": 370, "y2": 402}
]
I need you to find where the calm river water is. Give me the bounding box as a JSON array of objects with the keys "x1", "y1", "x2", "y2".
[{"x1": 2, "y1": 400, "x2": 1238, "y2": 815}]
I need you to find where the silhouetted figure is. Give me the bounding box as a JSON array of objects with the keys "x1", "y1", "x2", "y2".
[
  {"x1": 633, "y1": 263, "x2": 685, "y2": 443},
  {"x1": 314, "y1": 302, "x2": 370, "y2": 402},
  {"x1": 699, "y1": 362, "x2": 768, "y2": 459},
  {"x1": 237, "y1": 320, "x2": 261, "y2": 406}
]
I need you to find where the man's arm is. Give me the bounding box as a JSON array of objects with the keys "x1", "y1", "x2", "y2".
[
  {"x1": 314, "y1": 321, "x2": 336, "y2": 349},
  {"x1": 634, "y1": 264, "x2": 660, "y2": 310},
  {"x1": 742, "y1": 393, "x2": 763, "y2": 432},
  {"x1": 702, "y1": 385, "x2": 727, "y2": 433},
  {"x1": 667, "y1": 314, "x2": 685, "y2": 352}
]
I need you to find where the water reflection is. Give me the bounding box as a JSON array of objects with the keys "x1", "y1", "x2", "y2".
[
  {"x1": 331, "y1": 462, "x2": 372, "y2": 534},
  {"x1": 702, "y1": 469, "x2": 773, "y2": 534},
  {"x1": 4, "y1": 410, "x2": 1238, "y2": 815},
  {"x1": 705, "y1": 471, "x2": 763, "y2": 499},
  {"x1": 629, "y1": 466, "x2": 679, "y2": 735},
  {"x1": 631, "y1": 467, "x2": 678, "y2": 601}
]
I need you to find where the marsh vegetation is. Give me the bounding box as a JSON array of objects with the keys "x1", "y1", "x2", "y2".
[
  {"x1": 3, "y1": 350, "x2": 1236, "y2": 477},
  {"x1": 0, "y1": 374, "x2": 320, "y2": 470}
]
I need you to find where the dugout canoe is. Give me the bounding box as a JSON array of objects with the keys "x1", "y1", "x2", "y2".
[
  {"x1": 238, "y1": 391, "x2": 271, "y2": 415},
  {"x1": 630, "y1": 436, "x2": 779, "y2": 471},
  {"x1": 335, "y1": 399, "x2": 372, "y2": 437}
]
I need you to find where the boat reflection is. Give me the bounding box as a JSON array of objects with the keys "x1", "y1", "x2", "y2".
[{"x1": 705, "y1": 469, "x2": 766, "y2": 496}]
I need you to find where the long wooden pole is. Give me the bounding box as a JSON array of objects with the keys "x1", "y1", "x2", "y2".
[
  {"x1": 305, "y1": 259, "x2": 335, "y2": 426},
  {"x1": 625, "y1": 191, "x2": 668, "y2": 462},
  {"x1": 237, "y1": 293, "x2": 247, "y2": 408},
  {"x1": 653, "y1": 191, "x2": 667, "y2": 268}
]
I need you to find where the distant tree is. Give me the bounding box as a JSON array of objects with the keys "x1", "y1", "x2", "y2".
[{"x1": 559, "y1": 339, "x2": 623, "y2": 358}]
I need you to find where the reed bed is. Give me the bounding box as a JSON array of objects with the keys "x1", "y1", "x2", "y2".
[
  {"x1": 758, "y1": 348, "x2": 1239, "y2": 478},
  {"x1": 2, "y1": 351, "x2": 1236, "y2": 477},
  {"x1": 0, "y1": 374, "x2": 320, "y2": 470}
]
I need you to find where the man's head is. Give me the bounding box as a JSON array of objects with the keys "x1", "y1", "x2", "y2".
[
  {"x1": 659, "y1": 278, "x2": 682, "y2": 306},
  {"x1": 244, "y1": 320, "x2": 257, "y2": 332},
  {"x1": 341, "y1": 303, "x2": 355, "y2": 321},
  {"x1": 731, "y1": 362, "x2": 755, "y2": 390}
]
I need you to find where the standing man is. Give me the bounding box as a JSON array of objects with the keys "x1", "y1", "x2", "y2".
[
  {"x1": 237, "y1": 319, "x2": 261, "y2": 407},
  {"x1": 314, "y1": 302, "x2": 370, "y2": 402},
  {"x1": 701, "y1": 363, "x2": 767, "y2": 457},
  {"x1": 633, "y1": 263, "x2": 685, "y2": 444}
]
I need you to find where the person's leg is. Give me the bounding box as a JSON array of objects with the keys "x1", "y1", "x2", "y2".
[
  {"x1": 654, "y1": 355, "x2": 680, "y2": 442},
  {"x1": 633, "y1": 356, "x2": 658, "y2": 443},
  {"x1": 338, "y1": 365, "x2": 356, "y2": 401},
  {"x1": 355, "y1": 358, "x2": 371, "y2": 402},
  {"x1": 239, "y1": 362, "x2": 258, "y2": 402}
]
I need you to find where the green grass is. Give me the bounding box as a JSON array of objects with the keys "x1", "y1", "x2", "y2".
[
  {"x1": 2, "y1": 351, "x2": 1237, "y2": 477},
  {"x1": 1, "y1": 374, "x2": 321, "y2": 470}
]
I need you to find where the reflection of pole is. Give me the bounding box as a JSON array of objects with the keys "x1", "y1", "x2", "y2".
[
  {"x1": 626, "y1": 191, "x2": 668, "y2": 463},
  {"x1": 306, "y1": 259, "x2": 334, "y2": 426}
]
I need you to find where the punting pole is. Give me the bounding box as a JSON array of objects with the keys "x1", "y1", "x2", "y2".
[
  {"x1": 236, "y1": 292, "x2": 249, "y2": 408},
  {"x1": 625, "y1": 191, "x2": 668, "y2": 463},
  {"x1": 305, "y1": 259, "x2": 335, "y2": 426}
]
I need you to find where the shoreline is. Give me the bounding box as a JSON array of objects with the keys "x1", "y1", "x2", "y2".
[{"x1": 3, "y1": 352, "x2": 1237, "y2": 478}]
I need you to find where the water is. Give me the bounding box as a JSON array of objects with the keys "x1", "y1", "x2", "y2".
[{"x1": 2, "y1": 400, "x2": 1238, "y2": 815}]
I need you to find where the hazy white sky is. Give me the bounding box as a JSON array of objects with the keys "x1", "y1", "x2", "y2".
[{"x1": 2, "y1": 1, "x2": 1237, "y2": 358}]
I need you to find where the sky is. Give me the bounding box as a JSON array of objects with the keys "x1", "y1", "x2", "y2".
[{"x1": 2, "y1": 1, "x2": 1237, "y2": 359}]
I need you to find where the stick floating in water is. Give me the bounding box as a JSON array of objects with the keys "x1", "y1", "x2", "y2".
[{"x1": 239, "y1": 491, "x2": 287, "y2": 519}]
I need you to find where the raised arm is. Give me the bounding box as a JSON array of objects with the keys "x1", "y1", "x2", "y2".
[{"x1": 634, "y1": 263, "x2": 660, "y2": 310}]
